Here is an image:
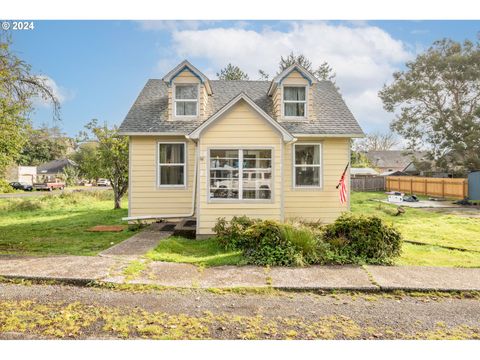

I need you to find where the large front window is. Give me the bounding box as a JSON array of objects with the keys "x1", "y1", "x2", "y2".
[
  {"x1": 283, "y1": 86, "x2": 306, "y2": 117},
  {"x1": 209, "y1": 149, "x2": 272, "y2": 200},
  {"x1": 294, "y1": 144, "x2": 321, "y2": 188},
  {"x1": 158, "y1": 143, "x2": 186, "y2": 186},
  {"x1": 174, "y1": 84, "x2": 198, "y2": 117}
]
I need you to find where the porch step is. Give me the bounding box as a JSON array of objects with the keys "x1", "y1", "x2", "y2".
[{"x1": 173, "y1": 218, "x2": 197, "y2": 239}]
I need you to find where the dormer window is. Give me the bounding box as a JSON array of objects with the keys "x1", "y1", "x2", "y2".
[
  {"x1": 283, "y1": 86, "x2": 306, "y2": 118},
  {"x1": 174, "y1": 84, "x2": 198, "y2": 117}
]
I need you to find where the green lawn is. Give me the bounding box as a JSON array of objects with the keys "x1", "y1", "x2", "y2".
[
  {"x1": 350, "y1": 191, "x2": 480, "y2": 267},
  {"x1": 147, "y1": 236, "x2": 244, "y2": 267},
  {"x1": 149, "y1": 192, "x2": 480, "y2": 268},
  {"x1": 0, "y1": 191, "x2": 136, "y2": 256}
]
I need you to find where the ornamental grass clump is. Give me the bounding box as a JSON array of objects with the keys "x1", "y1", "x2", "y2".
[{"x1": 322, "y1": 214, "x2": 402, "y2": 265}]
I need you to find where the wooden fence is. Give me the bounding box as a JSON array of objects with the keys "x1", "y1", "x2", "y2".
[
  {"x1": 351, "y1": 176, "x2": 386, "y2": 192},
  {"x1": 386, "y1": 176, "x2": 468, "y2": 199}
]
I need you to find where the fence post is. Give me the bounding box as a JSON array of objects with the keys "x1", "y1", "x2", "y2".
[
  {"x1": 441, "y1": 180, "x2": 445, "y2": 198},
  {"x1": 410, "y1": 178, "x2": 413, "y2": 194},
  {"x1": 424, "y1": 178, "x2": 427, "y2": 196}
]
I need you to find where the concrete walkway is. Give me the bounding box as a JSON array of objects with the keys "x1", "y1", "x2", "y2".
[
  {"x1": 1, "y1": 254, "x2": 480, "y2": 291},
  {"x1": 99, "y1": 230, "x2": 171, "y2": 257},
  {"x1": 1, "y1": 229, "x2": 479, "y2": 291}
]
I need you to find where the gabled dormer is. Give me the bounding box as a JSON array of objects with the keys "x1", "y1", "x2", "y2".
[
  {"x1": 162, "y1": 60, "x2": 212, "y2": 120},
  {"x1": 267, "y1": 63, "x2": 317, "y2": 121}
]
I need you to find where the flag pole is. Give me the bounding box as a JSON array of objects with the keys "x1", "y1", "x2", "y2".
[{"x1": 336, "y1": 162, "x2": 350, "y2": 189}]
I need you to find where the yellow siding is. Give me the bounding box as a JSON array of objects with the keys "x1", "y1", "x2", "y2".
[
  {"x1": 282, "y1": 70, "x2": 309, "y2": 85},
  {"x1": 129, "y1": 136, "x2": 195, "y2": 217},
  {"x1": 168, "y1": 69, "x2": 208, "y2": 120},
  {"x1": 284, "y1": 138, "x2": 350, "y2": 223},
  {"x1": 273, "y1": 87, "x2": 281, "y2": 119},
  {"x1": 197, "y1": 100, "x2": 283, "y2": 235}
]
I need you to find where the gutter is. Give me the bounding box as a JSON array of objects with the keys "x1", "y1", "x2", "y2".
[{"x1": 122, "y1": 136, "x2": 198, "y2": 222}]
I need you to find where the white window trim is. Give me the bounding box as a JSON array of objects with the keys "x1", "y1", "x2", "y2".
[
  {"x1": 173, "y1": 83, "x2": 199, "y2": 119},
  {"x1": 207, "y1": 146, "x2": 275, "y2": 203},
  {"x1": 293, "y1": 143, "x2": 323, "y2": 189},
  {"x1": 157, "y1": 141, "x2": 187, "y2": 188},
  {"x1": 281, "y1": 84, "x2": 308, "y2": 120}
]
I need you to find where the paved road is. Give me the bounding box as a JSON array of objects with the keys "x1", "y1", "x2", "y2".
[
  {"x1": 0, "y1": 282, "x2": 479, "y2": 339},
  {"x1": 0, "y1": 186, "x2": 111, "y2": 199}
]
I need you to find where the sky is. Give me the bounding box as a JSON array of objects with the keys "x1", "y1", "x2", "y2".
[{"x1": 8, "y1": 20, "x2": 480, "y2": 137}]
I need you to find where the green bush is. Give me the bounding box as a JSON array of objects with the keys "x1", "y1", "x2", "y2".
[
  {"x1": 0, "y1": 179, "x2": 16, "y2": 194},
  {"x1": 322, "y1": 214, "x2": 402, "y2": 264},
  {"x1": 213, "y1": 215, "x2": 258, "y2": 250}
]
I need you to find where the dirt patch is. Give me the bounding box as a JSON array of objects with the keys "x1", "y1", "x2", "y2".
[{"x1": 87, "y1": 225, "x2": 127, "y2": 232}]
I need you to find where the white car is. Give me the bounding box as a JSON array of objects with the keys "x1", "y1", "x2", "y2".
[
  {"x1": 212, "y1": 169, "x2": 271, "y2": 198},
  {"x1": 97, "y1": 178, "x2": 111, "y2": 187}
]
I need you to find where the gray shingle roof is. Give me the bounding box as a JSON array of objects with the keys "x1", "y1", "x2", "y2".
[{"x1": 119, "y1": 79, "x2": 364, "y2": 136}]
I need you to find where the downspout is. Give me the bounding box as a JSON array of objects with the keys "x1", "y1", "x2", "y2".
[{"x1": 122, "y1": 136, "x2": 198, "y2": 221}]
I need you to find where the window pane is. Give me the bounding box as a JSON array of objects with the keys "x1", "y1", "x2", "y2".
[
  {"x1": 242, "y1": 169, "x2": 271, "y2": 199},
  {"x1": 210, "y1": 149, "x2": 239, "y2": 169},
  {"x1": 159, "y1": 144, "x2": 184, "y2": 164},
  {"x1": 295, "y1": 145, "x2": 320, "y2": 165},
  {"x1": 284, "y1": 87, "x2": 306, "y2": 101},
  {"x1": 176, "y1": 101, "x2": 197, "y2": 116},
  {"x1": 160, "y1": 165, "x2": 184, "y2": 185},
  {"x1": 284, "y1": 102, "x2": 305, "y2": 117},
  {"x1": 175, "y1": 85, "x2": 198, "y2": 99},
  {"x1": 210, "y1": 149, "x2": 239, "y2": 199},
  {"x1": 295, "y1": 167, "x2": 320, "y2": 187}
]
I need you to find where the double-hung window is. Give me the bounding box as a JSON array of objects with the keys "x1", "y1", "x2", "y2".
[
  {"x1": 283, "y1": 86, "x2": 306, "y2": 117},
  {"x1": 158, "y1": 143, "x2": 186, "y2": 186},
  {"x1": 174, "y1": 84, "x2": 198, "y2": 117},
  {"x1": 294, "y1": 144, "x2": 322, "y2": 188},
  {"x1": 209, "y1": 149, "x2": 272, "y2": 200}
]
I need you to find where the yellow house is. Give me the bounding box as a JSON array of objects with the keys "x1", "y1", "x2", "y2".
[{"x1": 119, "y1": 60, "x2": 364, "y2": 238}]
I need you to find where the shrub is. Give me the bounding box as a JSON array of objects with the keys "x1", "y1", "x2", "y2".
[
  {"x1": 213, "y1": 215, "x2": 258, "y2": 250},
  {"x1": 322, "y1": 214, "x2": 402, "y2": 264},
  {"x1": 0, "y1": 179, "x2": 16, "y2": 194}
]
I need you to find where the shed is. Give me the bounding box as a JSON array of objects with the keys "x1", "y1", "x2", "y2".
[{"x1": 468, "y1": 171, "x2": 480, "y2": 201}]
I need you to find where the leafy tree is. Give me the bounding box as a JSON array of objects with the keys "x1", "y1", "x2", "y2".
[
  {"x1": 72, "y1": 141, "x2": 101, "y2": 181},
  {"x1": 18, "y1": 126, "x2": 73, "y2": 166},
  {"x1": 216, "y1": 63, "x2": 249, "y2": 80},
  {"x1": 278, "y1": 52, "x2": 337, "y2": 83},
  {"x1": 379, "y1": 38, "x2": 480, "y2": 174},
  {"x1": 353, "y1": 132, "x2": 399, "y2": 152},
  {"x1": 0, "y1": 35, "x2": 59, "y2": 177},
  {"x1": 78, "y1": 120, "x2": 128, "y2": 209},
  {"x1": 62, "y1": 165, "x2": 79, "y2": 186}
]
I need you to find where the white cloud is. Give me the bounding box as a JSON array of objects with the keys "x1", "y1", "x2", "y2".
[
  {"x1": 160, "y1": 22, "x2": 413, "y2": 134},
  {"x1": 34, "y1": 75, "x2": 72, "y2": 107}
]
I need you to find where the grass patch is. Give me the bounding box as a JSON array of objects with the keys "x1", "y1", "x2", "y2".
[
  {"x1": 351, "y1": 192, "x2": 480, "y2": 267},
  {"x1": 147, "y1": 236, "x2": 244, "y2": 267},
  {"x1": 0, "y1": 191, "x2": 136, "y2": 256},
  {"x1": 123, "y1": 260, "x2": 148, "y2": 280}
]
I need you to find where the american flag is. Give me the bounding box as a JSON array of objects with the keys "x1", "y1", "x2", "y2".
[{"x1": 336, "y1": 163, "x2": 349, "y2": 204}]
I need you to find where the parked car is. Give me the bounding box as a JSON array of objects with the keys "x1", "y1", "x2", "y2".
[
  {"x1": 9, "y1": 182, "x2": 33, "y2": 191},
  {"x1": 33, "y1": 180, "x2": 65, "y2": 191},
  {"x1": 97, "y1": 178, "x2": 111, "y2": 187}
]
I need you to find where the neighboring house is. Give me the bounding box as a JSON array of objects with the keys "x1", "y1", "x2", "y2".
[
  {"x1": 119, "y1": 60, "x2": 364, "y2": 237},
  {"x1": 36, "y1": 158, "x2": 77, "y2": 182},
  {"x1": 365, "y1": 150, "x2": 428, "y2": 174},
  {"x1": 350, "y1": 167, "x2": 379, "y2": 178},
  {"x1": 5, "y1": 165, "x2": 37, "y2": 185}
]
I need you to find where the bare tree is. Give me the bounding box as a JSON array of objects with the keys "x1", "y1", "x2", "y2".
[{"x1": 353, "y1": 132, "x2": 399, "y2": 152}]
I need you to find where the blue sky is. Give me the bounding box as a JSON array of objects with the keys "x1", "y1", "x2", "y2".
[{"x1": 9, "y1": 20, "x2": 480, "y2": 137}]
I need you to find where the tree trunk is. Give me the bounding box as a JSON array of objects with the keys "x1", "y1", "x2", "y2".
[{"x1": 113, "y1": 187, "x2": 121, "y2": 209}]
